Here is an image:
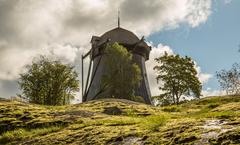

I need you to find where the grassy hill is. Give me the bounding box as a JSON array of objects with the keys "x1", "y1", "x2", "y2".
[{"x1": 0, "y1": 96, "x2": 240, "y2": 145}]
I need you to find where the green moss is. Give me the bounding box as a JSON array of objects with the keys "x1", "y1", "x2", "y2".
[
  {"x1": 173, "y1": 133, "x2": 199, "y2": 144},
  {"x1": 209, "y1": 128, "x2": 240, "y2": 144},
  {"x1": 141, "y1": 115, "x2": 168, "y2": 131},
  {"x1": 162, "y1": 105, "x2": 181, "y2": 112},
  {"x1": 0, "y1": 126, "x2": 62, "y2": 144},
  {"x1": 0, "y1": 128, "x2": 26, "y2": 143},
  {"x1": 207, "y1": 103, "x2": 220, "y2": 109},
  {"x1": 0, "y1": 96, "x2": 239, "y2": 144}
]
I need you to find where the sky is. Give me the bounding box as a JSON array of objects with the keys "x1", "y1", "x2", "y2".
[
  {"x1": 148, "y1": 0, "x2": 240, "y2": 96},
  {"x1": 0, "y1": 0, "x2": 239, "y2": 101}
]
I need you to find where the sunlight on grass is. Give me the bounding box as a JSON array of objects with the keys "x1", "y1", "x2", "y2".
[
  {"x1": 0, "y1": 95, "x2": 239, "y2": 144},
  {"x1": 141, "y1": 115, "x2": 168, "y2": 131},
  {"x1": 162, "y1": 105, "x2": 181, "y2": 112},
  {"x1": 0, "y1": 126, "x2": 62, "y2": 143}
]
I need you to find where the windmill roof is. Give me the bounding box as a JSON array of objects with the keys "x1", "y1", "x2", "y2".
[{"x1": 98, "y1": 27, "x2": 140, "y2": 45}]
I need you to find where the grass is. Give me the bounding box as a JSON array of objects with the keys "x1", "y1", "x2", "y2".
[
  {"x1": 162, "y1": 105, "x2": 181, "y2": 112},
  {"x1": 0, "y1": 96, "x2": 239, "y2": 144},
  {"x1": 0, "y1": 126, "x2": 62, "y2": 144},
  {"x1": 142, "y1": 115, "x2": 168, "y2": 131}
]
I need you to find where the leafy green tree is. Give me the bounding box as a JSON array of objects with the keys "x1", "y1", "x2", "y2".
[
  {"x1": 216, "y1": 63, "x2": 240, "y2": 95},
  {"x1": 18, "y1": 56, "x2": 79, "y2": 105},
  {"x1": 99, "y1": 43, "x2": 142, "y2": 101},
  {"x1": 154, "y1": 52, "x2": 202, "y2": 105}
]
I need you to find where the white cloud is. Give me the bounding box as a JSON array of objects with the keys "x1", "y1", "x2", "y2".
[
  {"x1": 0, "y1": 0, "x2": 213, "y2": 80},
  {"x1": 0, "y1": 48, "x2": 38, "y2": 80},
  {"x1": 224, "y1": 0, "x2": 233, "y2": 4},
  {"x1": 202, "y1": 88, "x2": 225, "y2": 97},
  {"x1": 195, "y1": 65, "x2": 213, "y2": 84},
  {"x1": 146, "y1": 43, "x2": 212, "y2": 97},
  {"x1": 198, "y1": 73, "x2": 213, "y2": 84},
  {"x1": 43, "y1": 44, "x2": 81, "y2": 64},
  {"x1": 0, "y1": 0, "x2": 213, "y2": 98},
  {"x1": 146, "y1": 43, "x2": 174, "y2": 96},
  {"x1": 185, "y1": 0, "x2": 212, "y2": 27},
  {"x1": 0, "y1": 44, "x2": 87, "y2": 81}
]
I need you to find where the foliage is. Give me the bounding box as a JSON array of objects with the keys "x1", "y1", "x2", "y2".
[
  {"x1": 154, "y1": 53, "x2": 202, "y2": 105},
  {"x1": 216, "y1": 63, "x2": 240, "y2": 95},
  {"x1": 18, "y1": 56, "x2": 79, "y2": 105},
  {"x1": 100, "y1": 43, "x2": 142, "y2": 101}
]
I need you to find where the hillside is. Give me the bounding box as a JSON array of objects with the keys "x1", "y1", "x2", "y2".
[{"x1": 0, "y1": 96, "x2": 240, "y2": 145}]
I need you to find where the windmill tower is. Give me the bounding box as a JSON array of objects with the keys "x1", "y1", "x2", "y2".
[{"x1": 82, "y1": 16, "x2": 152, "y2": 104}]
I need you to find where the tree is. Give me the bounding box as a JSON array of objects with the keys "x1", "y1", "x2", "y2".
[
  {"x1": 153, "y1": 53, "x2": 202, "y2": 105},
  {"x1": 216, "y1": 63, "x2": 240, "y2": 95},
  {"x1": 99, "y1": 43, "x2": 142, "y2": 101},
  {"x1": 18, "y1": 56, "x2": 79, "y2": 105}
]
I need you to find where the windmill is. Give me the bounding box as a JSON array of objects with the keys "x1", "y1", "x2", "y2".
[{"x1": 81, "y1": 13, "x2": 152, "y2": 104}]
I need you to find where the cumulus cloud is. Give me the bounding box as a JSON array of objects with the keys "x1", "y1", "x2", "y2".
[
  {"x1": 0, "y1": 48, "x2": 38, "y2": 80},
  {"x1": 43, "y1": 44, "x2": 82, "y2": 64},
  {"x1": 121, "y1": 0, "x2": 212, "y2": 35},
  {"x1": 146, "y1": 43, "x2": 212, "y2": 97},
  {"x1": 0, "y1": 44, "x2": 85, "y2": 81},
  {"x1": 146, "y1": 43, "x2": 174, "y2": 96},
  {"x1": 202, "y1": 88, "x2": 225, "y2": 97},
  {"x1": 0, "y1": 0, "x2": 213, "y2": 98},
  {"x1": 195, "y1": 65, "x2": 213, "y2": 84},
  {"x1": 185, "y1": 0, "x2": 211, "y2": 27}
]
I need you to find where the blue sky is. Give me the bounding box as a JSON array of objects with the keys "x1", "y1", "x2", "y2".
[{"x1": 148, "y1": 0, "x2": 240, "y2": 92}]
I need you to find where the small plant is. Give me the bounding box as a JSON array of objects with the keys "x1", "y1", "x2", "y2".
[
  {"x1": 0, "y1": 129, "x2": 26, "y2": 143},
  {"x1": 143, "y1": 115, "x2": 168, "y2": 131},
  {"x1": 126, "y1": 107, "x2": 139, "y2": 117},
  {"x1": 162, "y1": 106, "x2": 181, "y2": 112},
  {"x1": 208, "y1": 103, "x2": 220, "y2": 109}
]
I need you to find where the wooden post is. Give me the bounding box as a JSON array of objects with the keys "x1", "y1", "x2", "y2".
[{"x1": 81, "y1": 55, "x2": 84, "y2": 102}]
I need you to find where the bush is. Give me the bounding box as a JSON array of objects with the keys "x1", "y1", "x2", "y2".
[{"x1": 18, "y1": 56, "x2": 79, "y2": 105}]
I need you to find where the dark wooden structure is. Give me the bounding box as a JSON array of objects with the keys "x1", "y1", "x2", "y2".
[{"x1": 82, "y1": 27, "x2": 152, "y2": 104}]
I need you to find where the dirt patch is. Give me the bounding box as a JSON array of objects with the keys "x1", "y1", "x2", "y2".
[{"x1": 103, "y1": 107, "x2": 123, "y2": 115}]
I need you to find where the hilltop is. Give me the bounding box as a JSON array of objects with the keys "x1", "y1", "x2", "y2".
[{"x1": 0, "y1": 96, "x2": 240, "y2": 145}]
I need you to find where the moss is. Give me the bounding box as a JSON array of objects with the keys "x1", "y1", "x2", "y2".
[
  {"x1": 0, "y1": 126, "x2": 62, "y2": 144},
  {"x1": 0, "y1": 128, "x2": 26, "y2": 143},
  {"x1": 201, "y1": 111, "x2": 236, "y2": 119},
  {"x1": 173, "y1": 134, "x2": 198, "y2": 144},
  {"x1": 0, "y1": 96, "x2": 239, "y2": 144},
  {"x1": 162, "y1": 105, "x2": 181, "y2": 112},
  {"x1": 141, "y1": 115, "x2": 168, "y2": 131},
  {"x1": 209, "y1": 128, "x2": 240, "y2": 144},
  {"x1": 207, "y1": 103, "x2": 220, "y2": 109}
]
